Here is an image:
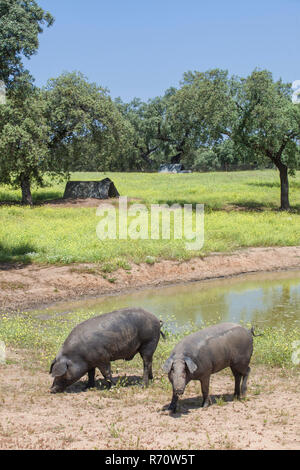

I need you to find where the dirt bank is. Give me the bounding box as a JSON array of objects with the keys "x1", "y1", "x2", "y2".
[
  {"x1": 1, "y1": 246, "x2": 300, "y2": 312},
  {"x1": 0, "y1": 349, "x2": 299, "y2": 450}
]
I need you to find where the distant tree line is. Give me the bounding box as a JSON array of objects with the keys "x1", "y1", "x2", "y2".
[{"x1": 0, "y1": 1, "x2": 300, "y2": 209}]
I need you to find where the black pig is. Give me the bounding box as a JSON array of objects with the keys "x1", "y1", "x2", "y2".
[
  {"x1": 50, "y1": 307, "x2": 164, "y2": 393},
  {"x1": 163, "y1": 322, "x2": 254, "y2": 412}
]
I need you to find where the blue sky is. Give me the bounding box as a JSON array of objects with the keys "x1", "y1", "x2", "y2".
[{"x1": 24, "y1": 0, "x2": 300, "y2": 102}]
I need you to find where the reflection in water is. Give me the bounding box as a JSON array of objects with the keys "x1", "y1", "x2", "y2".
[{"x1": 33, "y1": 270, "x2": 300, "y2": 330}]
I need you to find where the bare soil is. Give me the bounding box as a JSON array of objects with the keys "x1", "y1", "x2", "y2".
[
  {"x1": 0, "y1": 348, "x2": 299, "y2": 450},
  {"x1": 43, "y1": 196, "x2": 124, "y2": 208},
  {"x1": 1, "y1": 246, "x2": 300, "y2": 313}
]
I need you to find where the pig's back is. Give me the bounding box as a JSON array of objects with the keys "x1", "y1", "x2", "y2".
[
  {"x1": 174, "y1": 323, "x2": 253, "y2": 373},
  {"x1": 61, "y1": 307, "x2": 160, "y2": 358}
]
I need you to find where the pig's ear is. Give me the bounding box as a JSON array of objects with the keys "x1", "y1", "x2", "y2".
[
  {"x1": 184, "y1": 357, "x2": 197, "y2": 374},
  {"x1": 162, "y1": 357, "x2": 173, "y2": 373},
  {"x1": 51, "y1": 359, "x2": 68, "y2": 377}
]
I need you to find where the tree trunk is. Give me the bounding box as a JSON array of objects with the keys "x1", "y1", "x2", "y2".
[
  {"x1": 278, "y1": 164, "x2": 290, "y2": 210},
  {"x1": 170, "y1": 153, "x2": 182, "y2": 164},
  {"x1": 20, "y1": 174, "x2": 33, "y2": 206}
]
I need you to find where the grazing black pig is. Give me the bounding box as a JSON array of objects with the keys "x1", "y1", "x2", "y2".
[
  {"x1": 50, "y1": 307, "x2": 164, "y2": 393},
  {"x1": 163, "y1": 322, "x2": 254, "y2": 412}
]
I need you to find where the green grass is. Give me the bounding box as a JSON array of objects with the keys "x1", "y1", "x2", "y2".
[
  {"x1": 0, "y1": 170, "x2": 300, "y2": 265},
  {"x1": 2, "y1": 169, "x2": 300, "y2": 208}
]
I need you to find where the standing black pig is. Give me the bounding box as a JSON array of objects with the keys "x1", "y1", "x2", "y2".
[
  {"x1": 50, "y1": 307, "x2": 164, "y2": 393},
  {"x1": 163, "y1": 322, "x2": 254, "y2": 412}
]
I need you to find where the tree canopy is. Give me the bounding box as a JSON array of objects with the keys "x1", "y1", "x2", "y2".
[
  {"x1": 228, "y1": 70, "x2": 300, "y2": 209},
  {"x1": 0, "y1": 0, "x2": 54, "y2": 86},
  {"x1": 0, "y1": 71, "x2": 133, "y2": 204},
  {"x1": 116, "y1": 69, "x2": 300, "y2": 209},
  {"x1": 45, "y1": 72, "x2": 132, "y2": 173}
]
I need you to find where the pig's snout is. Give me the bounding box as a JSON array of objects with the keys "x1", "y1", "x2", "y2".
[
  {"x1": 50, "y1": 384, "x2": 65, "y2": 394},
  {"x1": 174, "y1": 388, "x2": 185, "y2": 396}
]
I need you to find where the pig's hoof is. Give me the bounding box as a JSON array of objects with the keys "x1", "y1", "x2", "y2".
[
  {"x1": 84, "y1": 384, "x2": 95, "y2": 391},
  {"x1": 50, "y1": 387, "x2": 63, "y2": 394},
  {"x1": 106, "y1": 380, "x2": 115, "y2": 389},
  {"x1": 168, "y1": 404, "x2": 177, "y2": 413},
  {"x1": 202, "y1": 399, "x2": 211, "y2": 408}
]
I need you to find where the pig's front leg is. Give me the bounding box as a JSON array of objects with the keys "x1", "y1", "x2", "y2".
[
  {"x1": 168, "y1": 392, "x2": 179, "y2": 413},
  {"x1": 200, "y1": 375, "x2": 211, "y2": 408},
  {"x1": 85, "y1": 368, "x2": 96, "y2": 389}
]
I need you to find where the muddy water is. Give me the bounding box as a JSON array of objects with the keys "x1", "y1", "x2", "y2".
[{"x1": 33, "y1": 270, "x2": 300, "y2": 331}]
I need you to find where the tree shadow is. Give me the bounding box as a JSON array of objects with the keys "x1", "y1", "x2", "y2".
[
  {"x1": 0, "y1": 243, "x2": 36, "y2": 268},
  {"x1": 156, "y1": 199, "x2": 203, "y2": 207},
  {"x1": 0, "y1": 190, "x2": 63, "y2": 206},
  {"x1": 288, "y1": 204, "x2": 300, "y2": 214},
  {"x1": 157, "y1": 198, "x2": 273, "y2": 213},
  {"x1": 247, "y1": 182, "x2": 280, "y2": 189},
  {"x1": 248, "y1": 181, "x2": 300, "y2": 190},
  {"x1": 33, "y1": 190, "x2": 64, "y2": 202},
  {"x1": 0, "y1": 195, "x2": 120, "y2": 208},
  {"x1": 65, "y1": 374, "x2": 143, "y2": 394},
  {"x1": 231, "y1": 201, "x2": 300, "y2": 214},
  {"x1": 0, "y1": 201, "x2": 24, "y2": 207},
  {"x1": 162, "y1": 393, "x2": 235, "y2": 417},
  {"x1": 225, "y1": 201, "x2": 268, "y2": 212}
]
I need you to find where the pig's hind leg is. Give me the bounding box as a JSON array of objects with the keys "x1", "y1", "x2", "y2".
[
  {"x1": 139, "y1": 342, "x2": 156, "y2": 387},
  {"x1": 230, "y1": 366, "x2": 242, "y2": 399},
  {"x1": 99, "y1": 363, "x2": 116, "y2": 387},
  {"x1": 241, "y1": 366, "x2": 251, "y2": 397},
  {"x1": 231, "y1": 364, "x2": 251, "y2": 398}
]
